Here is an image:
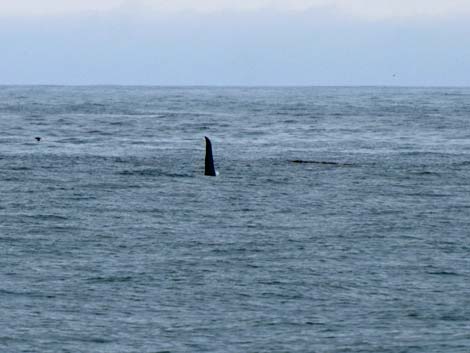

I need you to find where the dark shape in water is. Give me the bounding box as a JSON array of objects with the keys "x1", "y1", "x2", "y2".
[
  {"x1": 204, "y1": 136, "x2": 216, "y2": 176},
  {"x1": 35, "y1": 137, "x2": 41, "y2": 142},
  {"x1": 290, "y1": 160, "x2": 352, "y2": 166}
]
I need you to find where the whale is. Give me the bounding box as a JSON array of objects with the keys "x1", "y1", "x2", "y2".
[
  {"x1": 290, "y1": 160, "x2": 339, "y2": 165},
  {"x1": 204, "y1": 136, "x2": 216, "y2": 176},
  {"x1": 290, "y1": 160, "x2": 353, "y2": 166}
]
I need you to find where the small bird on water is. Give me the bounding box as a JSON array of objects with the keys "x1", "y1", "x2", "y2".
[{"x1": 35, "y1": 137, "x2": 41, "y2": 142}]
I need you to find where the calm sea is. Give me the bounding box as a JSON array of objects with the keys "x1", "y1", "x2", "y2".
[{"x1": 1, "y1": 86, "x2": 470, "y2": 352}]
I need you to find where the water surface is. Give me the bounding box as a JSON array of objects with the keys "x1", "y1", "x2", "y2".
[{"x1": 1, "y1": 86, "x2": 470, "y2": 352}]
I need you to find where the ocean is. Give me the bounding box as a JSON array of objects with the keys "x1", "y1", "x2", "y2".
[{"x1": 1, "y1": 86, "x2": 470, "y2": 352}]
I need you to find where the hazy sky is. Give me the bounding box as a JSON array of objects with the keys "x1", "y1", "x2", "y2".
[{"x1": 1, "y1": 0, "x2": 470, "y2": 85}]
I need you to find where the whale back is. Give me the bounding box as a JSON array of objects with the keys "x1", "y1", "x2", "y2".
[{"x1": 204, "y1": 136, "x2": 216, "y2": 176}]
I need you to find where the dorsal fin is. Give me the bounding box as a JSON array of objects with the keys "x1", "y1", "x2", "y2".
[{"x1": 204, "y1": 136, "x2": 216, "y2": 176}]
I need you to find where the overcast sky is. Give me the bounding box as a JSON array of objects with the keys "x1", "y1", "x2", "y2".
[{"x1": 1, "y1": 0, "x2": 469, "y2": 85}]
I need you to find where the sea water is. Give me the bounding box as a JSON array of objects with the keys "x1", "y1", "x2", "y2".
[{"x1": 1, "y1": 86, "x2": 470, "y2": 352}]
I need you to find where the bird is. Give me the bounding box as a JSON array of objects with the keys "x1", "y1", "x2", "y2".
[{"x1": 35, "y1": 137, "x2": 41, "y2": 142}]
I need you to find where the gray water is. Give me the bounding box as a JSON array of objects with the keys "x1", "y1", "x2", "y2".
[{"x1": 1, "y1": 86, "x2": 470, "y2": 352}]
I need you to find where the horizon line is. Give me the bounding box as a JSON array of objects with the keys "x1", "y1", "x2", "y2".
[{"x1": 1, "y1": 84, "x2": 470, "y2": 89}]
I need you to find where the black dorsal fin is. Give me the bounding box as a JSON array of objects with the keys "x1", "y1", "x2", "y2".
[{"x1": 204, "y1": 136, "x2": 216, "y2": 176}]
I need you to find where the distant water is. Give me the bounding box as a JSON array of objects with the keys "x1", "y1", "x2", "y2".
[{"x1": 1, "y1": 86, "x2": 470, "y2": 352}]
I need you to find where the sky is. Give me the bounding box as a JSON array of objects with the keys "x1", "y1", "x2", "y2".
[{"x1": 1, "y1": 0, "x2": 470, "y2": 85}]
